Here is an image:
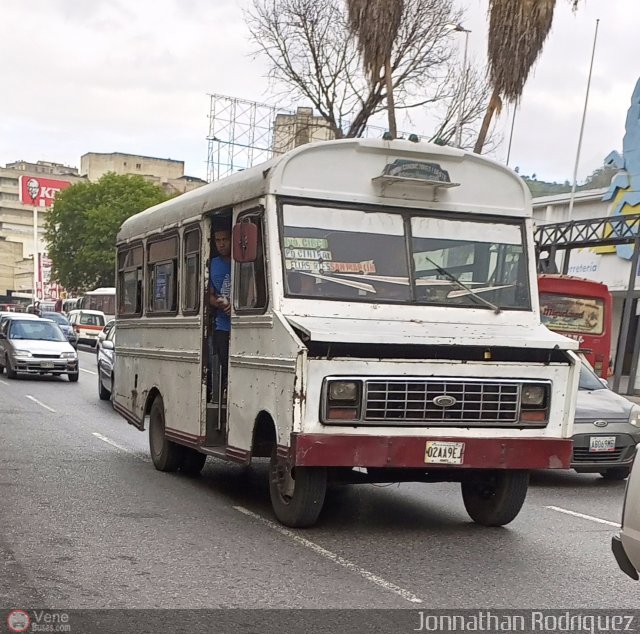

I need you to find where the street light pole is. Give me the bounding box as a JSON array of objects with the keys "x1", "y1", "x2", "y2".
[
  {"x1": 455, "y1": 28, "x2": 470, "y2": 148},
  {"x1": 33, "y1": 204, "x2": 38, "y2": 304},
  {"x1": 567, "y1": 18, "x2": 600, "y2": 222}
]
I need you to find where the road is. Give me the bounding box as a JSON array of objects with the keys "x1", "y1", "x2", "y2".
[{"x1": 0, "y1": 347, "x2": 637, "y2": 610}]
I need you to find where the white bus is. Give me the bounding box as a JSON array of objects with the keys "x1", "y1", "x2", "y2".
[
  {"x1": 77, "y1": 287, "x2": 115, "y2": 321},
  {"x1": 114, "y1": 138, "x2": 580, "y2": 528}
]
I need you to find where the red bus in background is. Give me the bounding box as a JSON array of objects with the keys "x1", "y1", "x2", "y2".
[{"x1": 538, "y1": 274, "x2": 612, "y2": 378}]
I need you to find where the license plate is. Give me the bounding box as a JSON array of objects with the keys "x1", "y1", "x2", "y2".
[
  {"x1": 589, "y1": 436, "x2": 616, "y2": 452},
  {"x1": 41, "y1": 361, "x2": 54, "y2": 369},
  {"x1": 425, "y1": 441, "x2": 465, "y2": 465}
]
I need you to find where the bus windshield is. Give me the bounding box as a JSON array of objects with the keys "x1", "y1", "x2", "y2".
[
  {"x1": 282, "y1": 203, "x2": 530, "y2": 310},
  {"x1": 539, "y1": 293, "x2": 604, "y2": 335}
]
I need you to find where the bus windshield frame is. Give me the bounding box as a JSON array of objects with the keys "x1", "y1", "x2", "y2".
[{"x1": 279, "y1": 199, "x2": 532, "y2": 311}]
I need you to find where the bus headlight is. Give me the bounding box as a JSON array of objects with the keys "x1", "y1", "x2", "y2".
[
  {"x1": 628, "y1": 405, "x2": 640, "y2": 427},
  {"x1": 522, "y1": 384, "x2": 546, "y2": 406},
  {"x1": 328, "y1": 381, "x2": 359, "y2": 402},
  {"x1": 324, "y1": 380, "x2": 362, "y2": 423},
  {"x1": 13, "y1": 350, "x2": 32, "y2": 357}
]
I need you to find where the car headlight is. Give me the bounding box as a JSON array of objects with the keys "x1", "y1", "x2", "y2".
[
  {"x1": 61, "y1": 352, "x2": 77, "y2": 359},
  {"x1": 521, "y1": 384, "x2": 546, "y2": 406},
  {"x1": 628, "y1": 405, "x2": 640, "y2": 427},
  {"x1": 13, "y1": 350, "x2": 32, "y2": 357},
  {"x1": 328, "y1": 381, "x2": 359, "y2": 402}
]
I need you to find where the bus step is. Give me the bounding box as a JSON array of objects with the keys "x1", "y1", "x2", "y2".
[{"x1": 205, "y1": 402, "x2": 227, "y2": 446}]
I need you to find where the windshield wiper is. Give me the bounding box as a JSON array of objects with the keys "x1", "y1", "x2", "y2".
[{"x1": 421, "y1": 256, "x2": 501, "y2": 314}]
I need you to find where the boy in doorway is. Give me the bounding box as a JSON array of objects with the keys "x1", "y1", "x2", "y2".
[{"x1": 208, "y1": 227, "x2": 231, "y2": 400}]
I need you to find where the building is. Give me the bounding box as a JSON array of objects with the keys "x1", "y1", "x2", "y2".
[
  {"x1": 80, "y1": 152, "x2": 206, "y2": 195},
  {"x1": 0, "y1": 160, "x2": 86, "y2": 300},
  {"x1": 272, "y1": 107, "x2": 335, "y2": 154},
  {"x1": 532, "y1": 188, "x2": 640, "y2": 382}
]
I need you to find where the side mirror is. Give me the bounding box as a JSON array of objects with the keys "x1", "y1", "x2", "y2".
[
  {"x1": 102, "y1": 340, "x2": 114, "y2": 351},
  {"x1": 232, "y1": 221, "x2": 258, "y2": 263}
]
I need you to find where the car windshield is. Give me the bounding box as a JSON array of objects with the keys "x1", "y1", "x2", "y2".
[
  {"x1": 578, "y1": 361, "x2": 606, "y2": 391},
  {"x1": 282, "y1": 203, "x2": 530, "y2": 310},
  {"x1": 9, "y1": 320, "x2": 66, "y2": 342},
  {"x1": 80, "y1": 313, "x2": 104, "y2": 326},
  {"x1": 41, "y1": 312, "x2": 69, "y2": 326}
]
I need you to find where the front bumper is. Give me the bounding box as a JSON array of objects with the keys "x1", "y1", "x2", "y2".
[
  {"x1": 290, "y1": 434, "x2": 572, "y2": 469},
  {"x1": 612, "y1": 534, "x2": 639, "y2": 580},
  {"x1": 12, "y1": 357, "x2": 78, "y2": 375},
  {"x1": 571, "y1": 431, "x2": 638, "y2": 472}
]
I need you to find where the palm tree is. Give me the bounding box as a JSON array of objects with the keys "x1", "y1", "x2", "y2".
[
  {"x1": 474, "y1": 0, "x2": 580, "y2": 154},
  {"x1": 346, "y1": 0, "x2": 404, "y2": 139}
]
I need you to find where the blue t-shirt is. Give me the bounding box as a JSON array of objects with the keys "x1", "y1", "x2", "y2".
[{"x1": 210, "y1": 256, "x2": 231, "y2": 332}]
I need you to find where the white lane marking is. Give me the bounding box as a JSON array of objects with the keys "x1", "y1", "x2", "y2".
[
  {"x1": 25, "y1": 395, "x2": 56, "y2": 413},
  {"x1": 92, "y1": 432, "x2": 148, "y2": 461},
  {"x1": 0, "y1": 380, "x2": 8, "y2": 386},
  {"x1": 80, "y1": 368, "x2": 97, "y2": 375},
  {"x1": 546, "y1": 505, "x2": 620, "y2": 528},
  {"x1": 233, "y1": 505, "x2": 422, "y2": 604}
]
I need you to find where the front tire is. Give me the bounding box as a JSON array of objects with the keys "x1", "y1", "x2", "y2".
[
  {"x1": 98, "y1": 373, "x2": 111, "y2": 399},
  {"x1": 461, "y1": 470, "x2": 529, "y2": 527},
  {"x1": 601, "y1": 468, "x2": 630, "y2": 481},
  {"x1": 6, "y1": 356, "x2": 17, "y2": 379},
  {"x1": 68, "y1": 372, "x2": 79, "y2": 382},
  {"x1": 149, "y1": 396, "x2": 183, "y2": 472},
  {"x1": 269, "y1": 447, "x2": 327, "y2": 528}
]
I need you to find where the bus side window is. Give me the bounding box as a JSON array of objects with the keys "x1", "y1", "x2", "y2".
[{"x1": 234, "y1": 215, "x2": 268, "y2": 313}]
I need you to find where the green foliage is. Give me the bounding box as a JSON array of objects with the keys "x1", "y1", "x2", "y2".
[
  {"x1": 44, "y1": 173, "x2": 169, "y2": 291},
  {"x1": 519, "y1": 164, "x2": 618, "y2": 198}
]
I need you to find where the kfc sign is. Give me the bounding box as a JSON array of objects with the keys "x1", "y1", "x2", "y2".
[{"x1": 19, "y1": 175, "x2": 71, "y2": 208}]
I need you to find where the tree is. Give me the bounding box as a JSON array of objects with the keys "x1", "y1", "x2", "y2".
[
  {"x1": 44, "y1": 173, "x2": 170, "y2": 291},
  {"x1": 246, "y1": 0, "x2": 493, "y2": 146},
  {"x1": 346, "y1": 0, "x2": 403, "y2": 138},
  {"x1": 474, "y1": 0, "x2": 580, "y2": 154}
]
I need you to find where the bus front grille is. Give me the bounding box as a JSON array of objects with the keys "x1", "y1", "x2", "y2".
[{"x1": 364, "y1": 380, "x2": 520, "y2": 423}]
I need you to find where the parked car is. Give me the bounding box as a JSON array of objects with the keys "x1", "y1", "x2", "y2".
[
  {"x1": 67, "y1": 309, "x2": 106, "y2": 347},
  {"x1": 97, "y1": 324, "x2": 116, "y2": 401},
  {"x1": 571, "y1": 358, "x2": 640, "y2": 480},
  {"x1": 612, "y1": 458, "x2": 640, "y2": 580},
  {"x1": 40, "y1": 311, "x2": 78, "y2": 349},
  {"x1": 0, "y1": 317, "x2": 79, "y2": 381},
  {"x1": 95, "y1": 319, "x2": 115, "y2": 356}
]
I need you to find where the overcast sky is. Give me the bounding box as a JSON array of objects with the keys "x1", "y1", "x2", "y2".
[{"x1": 1, "y1": 0, "x2": 638, "y2": 184}]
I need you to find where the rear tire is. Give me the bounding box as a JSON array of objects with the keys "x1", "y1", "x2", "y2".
[
  {"x1": 6, "y1": 356, "x2": 17, "y2": 379},
  {"x1": 269, "y1": 447, "x2": 327, "y2": 528},
  {"x1": 98, "y1": 374, "x2": 111, "y2": 400},
  {"x1": 149, "y1": 396, "x2": 183, "y2": 472},
  {"x1": 180, "y1": 449, "x2": 207, "y2": 476},
  {"x1": 461, "y1": 470, "x2": 529, "y2": 527},
  {"x1": 601, "y1": 468, "x2": 630, "y2": 481}
]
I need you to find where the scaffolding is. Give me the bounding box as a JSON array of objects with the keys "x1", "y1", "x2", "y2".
[{"x1": 206, "y1": 93, "x2": 414, "y2": 182}]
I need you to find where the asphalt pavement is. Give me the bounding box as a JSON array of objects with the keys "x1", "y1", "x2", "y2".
[{"x1": 0, "y1": 347, "x2": 637, "y2": 609}]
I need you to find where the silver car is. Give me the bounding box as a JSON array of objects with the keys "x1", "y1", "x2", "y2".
[
  {"x1": 0, "y1": 317, "x2": 79, "y2": 381},
  {"x1": 571, "y1": 360, "x2": 640, "y2": 480},
  {"x1": 612, "y1": 457, "x2": 640, "y2": 580}
]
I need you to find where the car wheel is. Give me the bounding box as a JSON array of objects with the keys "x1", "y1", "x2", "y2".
[
  {"x1": 68, "y1": 372, "x2": 79, "y2": 382},
  {"x1": 601, "y1": 468, "x2": 631, "y2": 481},
  {"x1": 98, "y1": 373, "x2": 111, "y2": 400},
  {"x1": 5, "y1": 355, "x2": 17, "y2": 379}
]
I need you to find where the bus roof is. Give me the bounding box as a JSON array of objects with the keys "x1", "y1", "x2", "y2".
[
  {"x1": 84, "y1": 287, "x2": 115, "y2": 295},
  {"x1": 117, "y1": 138, "x2": 531, "y2": 244},
  {"x1": 538, "y1": 274, "x2": 611, "y2": 296}
]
